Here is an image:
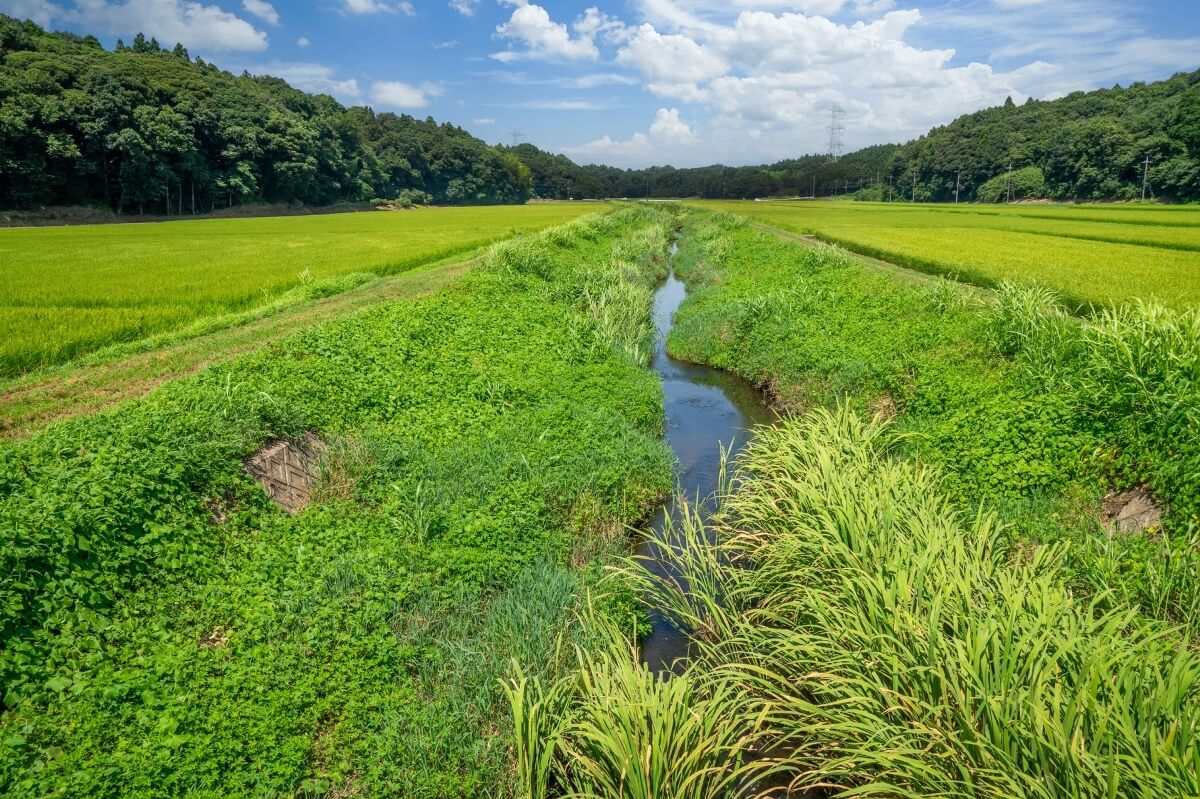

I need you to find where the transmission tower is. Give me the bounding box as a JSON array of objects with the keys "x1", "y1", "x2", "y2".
[
  {"x1": 826, "y1": 103, "x2": 845, "y2": 162},
  {"x1": 509, "y1": 129, "x2": 525, "y2": 147}
]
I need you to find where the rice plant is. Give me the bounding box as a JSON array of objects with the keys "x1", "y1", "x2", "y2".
[{"x1": 592, "y1": 405, "x2": 1200, "y2": 798}]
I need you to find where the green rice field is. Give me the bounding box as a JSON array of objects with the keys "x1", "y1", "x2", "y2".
[
  {"x1": 0, "y1": 203, "x2": 598, "y2": 377},
  {"x1": 697, "y1": 200, "x2": 1200, "y2": 311}
]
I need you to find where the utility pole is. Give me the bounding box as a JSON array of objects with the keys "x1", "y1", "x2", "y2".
[
  {"x1": 1141, "y1": 156, "x2": 1153, "y2": 201},
  {"x1": 1006, "y1": 163, "x2": 1013, "y2": 203},
  {"x1": 912, "y1": 171, "x2": 917, "y2": 203},
  {"x1": 811, "y1": 174, "x2": 816, "y2": 199},
  {"x1": 826, "y1": 103, "x2": 845, "y2": 162},
  {"x1": 954, "y1": 168, "x2": 961, "y2": 204},
  {"x1": 887, "y1": 175, "x2": 893, "y2": 202}
]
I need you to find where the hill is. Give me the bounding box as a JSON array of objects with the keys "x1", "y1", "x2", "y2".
[
  {"x1": 509, "y1": 70, "x2": 1200, "y2": 203},
  {"x1": 0, "y1": 14, "x2": 531, "y2": 212}
]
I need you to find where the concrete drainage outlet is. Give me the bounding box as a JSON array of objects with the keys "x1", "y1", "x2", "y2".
[{"x1": 244, "y1": 433, "x2": 325, "y2": 513}]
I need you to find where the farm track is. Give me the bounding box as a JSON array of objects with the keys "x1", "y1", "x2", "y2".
[{"x1": 0, "y1": 256, "x2": 474, "y2": 439}]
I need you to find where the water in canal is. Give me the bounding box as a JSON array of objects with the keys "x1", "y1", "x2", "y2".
[{"x1": 638, "y1": 239, "x2": 777, "y2": 672}]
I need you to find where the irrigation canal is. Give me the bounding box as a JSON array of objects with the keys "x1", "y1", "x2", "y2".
[{"x1": 638, "y1": 239, "x2": 777, "y2": 672}]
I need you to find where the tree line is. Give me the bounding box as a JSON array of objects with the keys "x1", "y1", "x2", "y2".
[
  {"x1": 0, "y1": 14, "x2": 531, "y2": 212},
  {"x1": 510, "y1": 70, "x2": 1200, "y2": 203},
  {"x1": 3, "y1": 9, "x2": 1197, "y2": 213}
]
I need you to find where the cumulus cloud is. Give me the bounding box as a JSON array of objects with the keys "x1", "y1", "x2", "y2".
[
  {"x1": 370, "y1": 80, "x2": 443, "y2": 108},
  {"x1": 296, "y1": 35, "x2": 310, "y2": 47},
  {"x1": 565, "y1": 107, "x2": 697, "y2": 163},
  {"x1": 449, "y1": 0, "x2": 478, "y2": 16},
  {"x1": 4, "y1": 0, "x2": 270, "y2": 51},
  {"x1": 241, "y1": 0, "x2": 277, "y2": 25},
  {"x1": 492, "y1": 3, "x2": 611, "y2": 62}
]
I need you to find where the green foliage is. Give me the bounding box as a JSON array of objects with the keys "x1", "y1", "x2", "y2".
[
  {"x1": 0, "y1": 13, "x2": 530, "y2": 211},
  {"x1": 668, "y1": 209, "x2": 1200, "y2": 627},
  {"x1": 0, "y1": 206, "x2": 676, "y2": 796},
  {"x1": 977, "y1": 165, "x2": 1049, "y2": 202},
  {"x1": 606, "y1": 407, "x2": 1200, "y2": 797},
  {"x1": 883, "y1": 70, "x2": 1200, "y2": 202}
]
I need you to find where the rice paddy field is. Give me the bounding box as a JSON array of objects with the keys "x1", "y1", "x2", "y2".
[
  {"x1": 697, "y1": 200, "x2": 1200, "y2": 311},
  {"x1": 2, "y1": 202, "x2": 1199, "y2": 798},
  {"x1": 0, "y1": 203, "x2": 597, "y2": 377}
]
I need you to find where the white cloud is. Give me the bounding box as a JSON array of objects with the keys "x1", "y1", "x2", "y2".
[
  {"x1": 449, "y1": 0, "x2": 477, "y2": 16},
  {"x1": 616, "y1": 24, "x2": 727, "y2": 92},
  {"x1": 493, "y1": 3, "x2": 601, "y2": 62},
  {"x1": 241, "y1": 0, "x2": 277, "y2": 25},
  {"x1": 341, "y1": 0, "x2": 414, "y2": 15},
  {"x1": 370, "y1": 80, "x2": 443, "y2": 109},
  {"x1": 258, "y1": 62, "x2": 361, "y2": 101},
  {"x1": 0, "y1": 0, "x2": 63, "y2": 26},
  {"x1": 565, "y1": 107, "x2": 696, "y2": 163},
  {"x1": 13, "y1": 0, "x2": 270, "y2": 51},
  {"x1": 434, "y1": 39, "x2": 460, "y2": 48},
  {"x1": 473, "y1": 117, "x2": 496, "y2": 125},
  {"x1": 296, "y1": 35, "x2": 310, "y2": 47}
]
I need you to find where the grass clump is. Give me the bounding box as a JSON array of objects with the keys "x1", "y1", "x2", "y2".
[{"x1": 519, "y1": 407, "x2": 1200, "y2": 797}]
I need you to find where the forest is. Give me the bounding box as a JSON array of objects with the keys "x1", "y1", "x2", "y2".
[
  {"x1": 511, "y1": 70, "x2": 1200, "y2": 203},
  {"x1": 0, "y1": 14, "x2": 531, "y2": 211}
]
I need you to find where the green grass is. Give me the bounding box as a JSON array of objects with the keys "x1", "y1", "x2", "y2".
[
  {"x1": 668, "y1": 209, "x2": 1200, "y2": 627},
  {"x1": 0, "y1": 205, "x2": 673, "y2": 798},
  {"x1": 525, "y1": 407, "x2": 1200, "y2": 798},
  {"x1": 0, "y1": 203, "x2": 598, "y2": 376},
  {"x1": 695, "y1": 200, "x2": 1200, "y2": 310}
]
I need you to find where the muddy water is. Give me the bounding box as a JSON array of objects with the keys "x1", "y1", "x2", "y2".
[{"x1": 638, "y1": 241, "x2": 777, "y2": 673}]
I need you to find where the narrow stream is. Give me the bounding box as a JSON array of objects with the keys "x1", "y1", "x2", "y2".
[{"x1": 638, "y1": 238, "x2": 777, "y2": 673}]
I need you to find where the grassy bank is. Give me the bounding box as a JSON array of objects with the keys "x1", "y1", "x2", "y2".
[
  {"x1": 665, "y1": 210, "x2": 1200, "y2": 627},
  {"x1": 0, "y1": 203, "x2": 596, "y2": 377},
  {"x1": 0, "y1": 206, "x2": 673, "y2": 797}
]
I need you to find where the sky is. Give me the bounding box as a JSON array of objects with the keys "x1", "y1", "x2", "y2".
[{"x1": 3, "y1": 0, "x2": 1199, "y2": 167}]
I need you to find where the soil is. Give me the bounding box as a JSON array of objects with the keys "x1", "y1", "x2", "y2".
[{"x1": 1102, "y1": 486, "x2": 1163, "y2": 534}]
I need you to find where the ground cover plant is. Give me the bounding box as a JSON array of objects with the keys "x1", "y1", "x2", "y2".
[
  {"x1": 0, "y1": 203, "x2": 596, "y2": 377},
  {"x1": 0, "y1": 205, "x2": 674, "y2": 797},
  {"x1": 667, "y1": 209, "x2": 1200, "y2": 628},
  {"x1": 697, "y1": 200, "x2": 1200, "y2": 310},
  {"x1": 511, "y1": 408, "x2": 1200, "y2": 798}
]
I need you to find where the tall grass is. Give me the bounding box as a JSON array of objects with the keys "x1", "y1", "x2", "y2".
[{"x1": 516, "y1": 406, "x2": 1200, "y2": 797}]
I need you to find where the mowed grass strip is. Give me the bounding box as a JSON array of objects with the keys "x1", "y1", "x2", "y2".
[
  {"x1": 0, "y1": 203, "x2": 599, "y2": 376},
  {"x1": 697, "y1": 200, "x2": 1200, "y2": 310}
]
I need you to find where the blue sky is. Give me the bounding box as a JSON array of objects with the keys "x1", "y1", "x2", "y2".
[{"x1": 3, "y1": 0, "x2": 1198, "y2": 166}]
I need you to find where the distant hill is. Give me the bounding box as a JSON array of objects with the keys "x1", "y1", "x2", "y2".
[
  {"x1": 887, "y1": 70, "x2": 1200, "y2": 202},
  {"x1": 0, "y1": 14, "x2": 531, "y2": 212},
  {"x1": 510, "y1": 69, "x2": 1200, "y2": 203}
]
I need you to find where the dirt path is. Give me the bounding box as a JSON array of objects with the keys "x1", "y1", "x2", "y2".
[{"x1": 0, "y1": 258, "x2": 474, "y2": 440}]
